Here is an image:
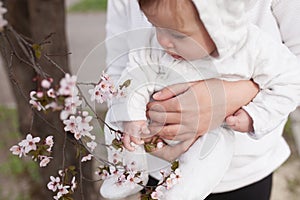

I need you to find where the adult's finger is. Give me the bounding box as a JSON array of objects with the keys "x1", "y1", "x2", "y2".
[
  {"x1": 150, "y1": 139, "x2": 194, "y2": 162},
  {"x1": 122, "y1": 134, "x2": 135, "y2": 152},
  {"x1": 147, "y1": 110, "x2": 182, "y2": 124},
  {"x1": 147, "y1": 96, "x2": 182, "y2": 112},
  {"x1": 152, "y1": 82, "x2": 193, "y2": 101}
]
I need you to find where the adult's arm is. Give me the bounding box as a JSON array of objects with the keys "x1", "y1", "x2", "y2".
[{"x1": 147, "y1": 79, "x2": 258, "y2": 141}]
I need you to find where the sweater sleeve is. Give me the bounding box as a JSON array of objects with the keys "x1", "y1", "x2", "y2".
[
  {"x1": 242, "y1": 28, "x2": 300, "y2": 139},
  {"x1": 271, "y1": 0, "x2": 300, "y2": 62}
]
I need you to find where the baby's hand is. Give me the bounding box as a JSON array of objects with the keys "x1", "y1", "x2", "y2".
[
  {"x1": 122, "y1": 120, "x2": 150, "y2": 151},
  {"x1": 225, "y1": 109, "x2": 254, "y2": 133}
]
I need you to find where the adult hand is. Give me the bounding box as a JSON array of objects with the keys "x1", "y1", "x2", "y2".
[
  {"x1": 147, "y1": 79, "x2": 258, "y2": 142},
  {"x1": 147, "y1": 79, "x2": 227, "y2": 142}
]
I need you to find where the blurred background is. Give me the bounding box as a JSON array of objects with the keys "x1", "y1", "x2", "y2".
[{"x1": 0, "y1": 0, "x2": 299, "y2": 199}]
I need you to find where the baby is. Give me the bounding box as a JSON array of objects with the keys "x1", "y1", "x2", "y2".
[{"x1": 102, "y1": 0, "x2": 300, "y2": 199}]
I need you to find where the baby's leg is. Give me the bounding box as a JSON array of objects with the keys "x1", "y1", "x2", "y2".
[{"x1": 164, "y1": 127, "x2": 235, "y2": 200}]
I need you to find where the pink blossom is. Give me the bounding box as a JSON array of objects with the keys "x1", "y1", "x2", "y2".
[
  {"x1": 81, "y1": 154, "x2": 93, "y2": 162},
  {"x1": 47, "y1": 88, "x2": 56, "y2": 98},
  {"x1": 18, "y1": 134, "x2": 41, "y2": 153},
  {"x1": 71, "y1": 176, "x2": 77, "y2": 192},
  {"x1": 95, "y1": 168, "x2": 110, "y2": 180},
  {"x1": 29, "y1": 91, "x2": 45, "y2": 111},
  {"x1": 86, "y1": 141, "x2": 97, "y2": 152},
  {"x1": 156, "y1": 141, "x2": 164, "y2": 149},
  {"x1": 0, "y1": 2, "x2": 7, "y2": 31},
  {"x1": 63, "y1": 116, "x2": 77, "y2": 133},
  {"x1": 60, "y1": 96, "x2": 82, "y2": 120},
  {"x1": 151, "y1": 185, "x2": 165, "y2": 200},
  {"x1": 39, "y1": 156, "x2": 52, "y2": 167},
  {"x1": 9, "y1": 145, "x2": 24, "y2": 157},
  {"x1": 56, "y1": 184, "x2": 70, "y2": 196},
  {"x1": 47, "y1": 176, "x2": 61, "y2": 192},
  {"x1": 45, "y1": 135, "x2": 54, "y2": 152},
  {"x1": 41, "y1": 79, "x2": 51, "y2": 89},
  {"x1": 58, "y1": 73, "x2": 78, "y2": 96}
]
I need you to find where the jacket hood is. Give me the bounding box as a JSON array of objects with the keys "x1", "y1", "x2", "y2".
[{"x1": 192, "y1": 0, "x2": 252, "y2": 58}]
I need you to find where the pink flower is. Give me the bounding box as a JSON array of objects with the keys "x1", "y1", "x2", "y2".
[
  {"x1": 0, "y1": 2, "x2": 7, "y2": 31},
  {"x1": 81, "y1": 154, "x2": 93, "y2": 162},
  {"x1": 9, "y1": 145, "x2": 24, "y2": 157},
  {"x1": 58, "y1": 73, "x2": 77, "y2": 96},
  {"x1": 87, "y1": 141, "x2": 97, "y2": 152},
  {"x1": 71, "y1": 176, "x2": 77, "y2": 192},
  {"x1": 39, "y1": 156, "x2": 52, "y2": 167},
  {"x1": 41, "y1": 79, "x2": 51, "y2": 89},
  {"x1": 18, "y1": 134, "x2": 41, "y2": 154},
  {"x1": 47, "y1": 176, "x2": 61, "y2": 192},
  {"x1": 95, "y1": 168, "x2": 110, "y2": 180},
  {"x1": 45, "y1": 135, "x2": 54, "y2": 152},
  {"x1": 29, "y1": 91, "x2": 45, "y2": 111},
  {"x1": 47, "y1": 88, "x2": 56, "y2": 98},
  {"x1": 151, "y1": 185, "x2": 165, "y2": 200}
]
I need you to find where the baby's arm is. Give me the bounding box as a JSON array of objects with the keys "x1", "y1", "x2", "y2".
[
  {"x1": 123, "y1": 120, "x2": 149, "y2": 151},
  {"x1": 225, "y1": 109, "x2": 253, "y2": 133}
]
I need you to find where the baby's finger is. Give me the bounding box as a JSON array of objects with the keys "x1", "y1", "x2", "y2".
[
  {"x1": 130, "y1": 136, "x2": 144, "y2": 145},
  {"x1": 122, "y1": 134, "x2": 135, "y2": 151},
  {"x1": 225, "y1": 115, "x2": 237, "y2": 126}
]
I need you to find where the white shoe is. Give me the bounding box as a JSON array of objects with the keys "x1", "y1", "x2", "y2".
[{"x1": 163, "y1": 127, "x2": 235, "y2": 200}]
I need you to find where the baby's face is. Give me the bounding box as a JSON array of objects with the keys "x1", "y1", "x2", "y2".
[{"x1": 145, "y1": 2, "x2": 216, "y2": 61}]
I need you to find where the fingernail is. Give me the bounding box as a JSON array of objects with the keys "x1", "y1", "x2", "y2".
[{"x1": 153, "y1": 91, "x2": 161, "y2": 99}]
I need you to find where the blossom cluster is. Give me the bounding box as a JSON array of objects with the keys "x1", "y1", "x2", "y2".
[
  {"x1": 29, "y1": 74, "x2": 98, "y2": 153},
  {"x1": 88, "y1": 71, "x2": 126, "y2": 103},
  {"x1": 0, "y1": 1, "x2": 7, "y2": 32},
  {"x1": 47, "y1": 169, "x2": 77, "y2": 200},
  {"x1": 10, "y1": 134, "x2": 54, "y2": 167},
  {"x1": 95, "y1": 147, "x2": 144, "y2": 185},
  {"x1": 150, "y1": 167, "x2": 182, "y2": 200}
]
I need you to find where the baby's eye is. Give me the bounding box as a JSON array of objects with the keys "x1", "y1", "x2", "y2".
[{"x1": 171, "y1": 33, "x2": 186, "y2": 39}]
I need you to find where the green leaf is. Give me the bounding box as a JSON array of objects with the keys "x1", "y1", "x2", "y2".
[
  {"x1": 144, "y1": 143, "x2": 156, "y2": 153},
  {"x1": 119, "y1": 79, "x2": 131, "y2": 90},
  {"x1": 171, "y1": 160, "x2": 179, "y2": 171},
  {"x1": 112, "y1": 138, "x2": 123, "y2": 150},
  {"x1": 32, "y1": 44, "x2": 42, "y2": 59}
]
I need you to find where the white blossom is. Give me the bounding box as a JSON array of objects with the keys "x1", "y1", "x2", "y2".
[
  {"x1": 58, "y1": 73, "x2": 78, "y2": 96},
  {"x1": 39, "y1": 156, "x2": 52, "y2": 167},
  {"x1": 47, "y1": 88, "x2": 56, "y2": 98},
  {"x1": 45, "y1": 135, "x2": 54, "y2": 152},
  {"x1": 41, "y1": 79, "x2": 52, "y2": 89},
  {"x1": 29, "y1": 91, "x2": 45, "y2": 111},
  {"x1": 9, "y1": 145, "x2": 24, "y2": 157},
  {"x1": 71, "y1": 176, "x2": 77, "y2": 192},
  {"x1": 151, "y1": 185, "x2": 165, "y2": 200},
  {"x1": 18, "y1": 134, "x2": 41, "y2": 153},
  {"x1": 81, "y1": 154, "x2": 93, "y2": 162},
  {"x1": 86, "y1": 141, "x2": 97, "y2": 152},
  {"x1": 0, "y1": 1, "x2": 7, "y2": 32},
  {"x1": 47, "y1": 176, "x2": 61, "y2": 192},
  {"x1": 60, "y1": 95, "x2": 82, "y2": 120}
]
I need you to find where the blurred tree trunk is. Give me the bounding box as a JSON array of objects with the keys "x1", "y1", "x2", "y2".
[{"x1": 0, "y1": 0, "x2": 96, "y2": 199}]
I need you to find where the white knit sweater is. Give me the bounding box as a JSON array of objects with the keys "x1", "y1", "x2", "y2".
[{"x1": 105, "y1": 0, "x2": 300, "y2": 193}]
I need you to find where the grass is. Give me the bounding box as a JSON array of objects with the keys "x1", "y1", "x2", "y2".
[
  {"x1": 0, "y1": 106, "x2": 40, "y2": 199},
  {"x1": 68, "y1": 0, "x2": 107, "y2": 12}
]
